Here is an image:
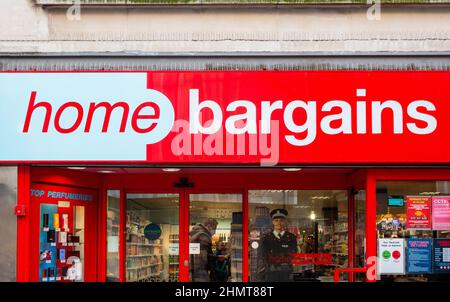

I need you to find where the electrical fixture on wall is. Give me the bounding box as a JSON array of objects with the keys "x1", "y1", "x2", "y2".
[
  {"x1": 310, "y1": 211, "x2": 316, "y2": 221},
  {"x1": 174, "y1": 177, "x2": 194, "y2": 188}
]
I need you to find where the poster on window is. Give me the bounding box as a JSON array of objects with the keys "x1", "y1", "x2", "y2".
[
  {"x1": 433, "y1": 239, "x2": 450, "y2": 273},
  {"x1": 406, "y1": 196, "x2": 431, "y2": 230},
  {"x1": 378, "y1": 238, "x2": 405, "y2": 275},
  {"x1": 432, "y1": 196, "x2": 450, "y2": 230},
  {"x1": 406, "y1": 238, "x2": 432, "y2": 274}
]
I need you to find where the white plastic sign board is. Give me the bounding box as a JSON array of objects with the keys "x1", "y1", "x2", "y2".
[
  {"x1": 169, "y1": 243, "x2": 179, "y2": 255},
  {"x1": 378, "y1": 238, "x2": 405, "y2": 275},
  {"x1": 189, "y1": 243, "x2": 200, "y2": 255}
]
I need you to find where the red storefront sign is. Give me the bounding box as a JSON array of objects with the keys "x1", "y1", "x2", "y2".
[
  {"x1": 406, "y1": 196, "x2": 431, "y2": 230},
  {"x1": 2, "y1": 71, "x2": 450, "y2": 165},
  {"x1": 147, "y1": 71, "x2": 449, "y2": 165}
]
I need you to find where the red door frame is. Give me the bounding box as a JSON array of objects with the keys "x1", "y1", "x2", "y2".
[
  {"x1": 121, "y1": 188, "x2": 245, "y2": 282},
  {"x1": 347, "y1": 188, "x2": 355, "y2": 282}
]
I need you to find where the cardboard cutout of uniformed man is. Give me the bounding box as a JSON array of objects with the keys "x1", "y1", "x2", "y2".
[{"x1": 261, "y1": 209, "x2": 298, "y2": 282}]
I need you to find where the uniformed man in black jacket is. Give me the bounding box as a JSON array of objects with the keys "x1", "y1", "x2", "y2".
[{"x1": 261, "y1": 208, "x2": 298, "y2": 282}]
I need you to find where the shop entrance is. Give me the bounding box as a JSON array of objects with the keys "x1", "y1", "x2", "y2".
[{"x1": 124, "y1": 190, "x2": 244, "y2": 282}]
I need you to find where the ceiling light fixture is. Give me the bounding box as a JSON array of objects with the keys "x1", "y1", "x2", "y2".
[
  {"x1": 162, "y1": 168, "x2": 181, "y2": 172},
  {"x1": 283, "y1": 168, "x2": 302, "y2": 172},
  {"x1": 97, "y1": 170, "x2": 115, "y2": 174}
]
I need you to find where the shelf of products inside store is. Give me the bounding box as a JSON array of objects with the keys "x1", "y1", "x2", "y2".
[
  {"x1": 230, "y1": 223, "x2": 243, "y2": 282},
  {"x1": 126, "y1": 213, "x2": 180, "y2": 282},
  {"x1": 107, "y1": 207, "x2": 120, "y2": 230},
  {"x1": 126, "y1": 236, "x2": 164, "y2": 281},
  {"x1": 168, "y1": 234, "x2": 179, "y2": 282},
  {"x1": 229, "y1": 212, "x2": 243, "y2": 282},
  {"x1": 106, "y1": 207, "x2": 120, "y2": 281},
  {"x1": 126, "y1": 213, "x2": 161, "y2": 282},
  {"x1": 321, "y1": 219, "x2": 348, "y2": 269}
]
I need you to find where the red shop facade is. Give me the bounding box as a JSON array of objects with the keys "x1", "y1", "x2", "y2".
[{"x1": 3, "y1": 71, "x2": 450, "y2": 282}]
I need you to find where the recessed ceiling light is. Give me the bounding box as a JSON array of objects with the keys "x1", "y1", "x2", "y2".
[
  {"x1": 162, "y1": 168, "x2": 181, "y2": 172},
  {"x1": 97, "y1": 170, "x2": 115, "y2": 174},
  {"x1": 67, "y1": 167, "x2": 86, "y2": 170},
  {"x1": 283, "y1": 168, "x2": 302, "y2": 172}
]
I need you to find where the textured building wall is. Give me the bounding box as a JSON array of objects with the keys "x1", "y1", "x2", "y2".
[{"x1": 1, "y1": 0, "x2": 450, "y2": 54}]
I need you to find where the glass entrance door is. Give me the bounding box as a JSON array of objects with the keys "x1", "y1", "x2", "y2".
[{"x1": 188, "y1": 193, "x2": 243, "y2": 282}]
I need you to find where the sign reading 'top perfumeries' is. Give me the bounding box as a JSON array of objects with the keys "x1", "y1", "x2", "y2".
[{"x1": 2, "y1": 71, "x2": 450, "y2": 165}]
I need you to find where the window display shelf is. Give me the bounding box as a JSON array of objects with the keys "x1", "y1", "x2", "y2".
[
  {"x1": 128, "y1": 254, "x2": 157, "y2": 258},
  {"x1": 128, "y1": 243, "x2": 162, "y2": 247},
  {"x1": 127, "y1": 263, "x2": 162, "y2": 270},
  {"x1": 128, "y1": 233, "x2": 145, "y2": 238},
  {"x1": 60, "y1": 242, "x2": 83, "y2": 246}
]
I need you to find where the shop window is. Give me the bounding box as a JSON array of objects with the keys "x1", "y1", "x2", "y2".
[
  {"x1": 0, "y1": 167, "x2": 17, "y2": 281},
  {"x1": 248, "y1": 190, "x2": 348, "y2": 282},
  {"x1": 106, "y1": 190, "x2": 120, "y2": 281},
  {"x1": 189, "y1": 194, "x2": 242, "y2": 282},
  {"x1": 376, "y1": 181, "x2": 450, "y2": 281},
  {"x1": 126, "y1": 194, "x2": 179, "y2": 282}
]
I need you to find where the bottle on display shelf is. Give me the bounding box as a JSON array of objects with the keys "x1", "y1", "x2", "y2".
[
  {"x1": 62, "y1": 214, "x2": 69, "y2": 230},
  {"x1": 43, "y1": 214, "x2": 49, "y2": 229},
  {"x1": 42, "y1": 268, "x2": 48, "y2": 281},
  {"x1": 53, "y1": 213, "x2": 59, "y2": 229}
]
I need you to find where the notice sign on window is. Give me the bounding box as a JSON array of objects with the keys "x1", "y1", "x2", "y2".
[
  {"x1": 406, "y1": 196, "x2": 431, "y2": 230},
  {"x1": 433, "y1": 239, "x2": 450, "y2": 273},
  {"x1": 406, "y1": 239, "x2": 432, "y2": 274},
  {"x1": 378, "y1": 238, "x2": 405, "y2": 275},
  {"x1": 169, "y1": 243, "x2": 179, "y2": 255},
  {"x1": 189, "y1": 243, "x2": 200, "y2": 255},
  {"x1": 432, "y1": 196, "x2": 450, "y2": 230}
]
